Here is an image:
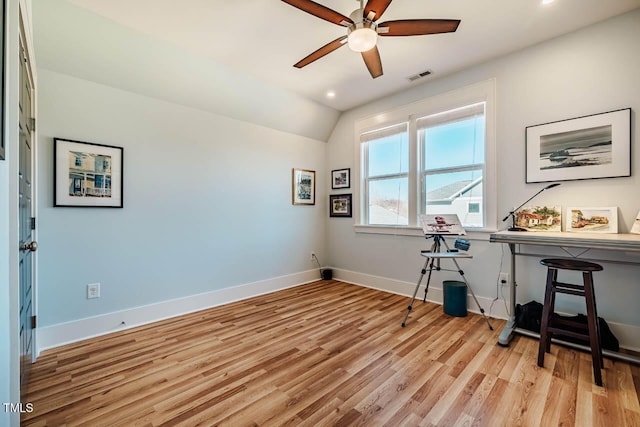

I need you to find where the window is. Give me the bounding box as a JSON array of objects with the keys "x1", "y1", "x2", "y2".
[
  {"x1": 361, "y1": 123, "x2": 409, "y2": 225},
  {"x1": 419, "y1": 103, "x2": 485, "y2": 228},
  {"x1": 355, "y1": 79, "x2": 496, "y2": 234},
  {"x1": 75, "y1": 156, "x2": 82, "y2": 167}
]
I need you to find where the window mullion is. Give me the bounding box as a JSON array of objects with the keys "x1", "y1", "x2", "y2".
[
  {"x1": 408, "y1": 116, "x2": 418, "y2": 227},
  {"x1": 424, "y1": 163, "x2": 484, "y2": 176}
]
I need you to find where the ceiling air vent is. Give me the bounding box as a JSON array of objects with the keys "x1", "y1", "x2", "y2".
[{"x1": 407, "y1": 69, "x2": 433, "y2": 82}]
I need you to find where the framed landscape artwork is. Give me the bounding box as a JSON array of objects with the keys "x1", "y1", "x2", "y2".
[
  {"x1": 525, "y1": 108, "x2": 631, "y2": 183},
  {"x1": 329, "y1": 194, "x2": 352, "y2": 217},
  {"x1": 292, "y1": 168, "x2": 315, "y2": 205},
  {"x1": 566, "y1": 207, "x2": 618, "y2": 233},
  {"x1": 54, "y1": 138, "x2": 123, "y2": 208},
  {"x1": 514, "y1": 206, "x2": 561, "y2": 232}
]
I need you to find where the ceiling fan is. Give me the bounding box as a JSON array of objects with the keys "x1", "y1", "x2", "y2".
[{"x1": 281, "y1": 0, "x2": 461, "y2": 78}]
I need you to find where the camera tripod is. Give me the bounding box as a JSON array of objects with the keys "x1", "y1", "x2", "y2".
[{"x1": 401, "y1": 234, "x2": 493, "y2": 330}]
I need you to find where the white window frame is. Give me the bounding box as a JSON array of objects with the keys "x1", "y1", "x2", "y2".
[
  {"x1": 353, "y1": 79, "x2": 497, "y2": 235},
  {"x1": 361, "y1": 123, "x2": 410, "y2": 226}
]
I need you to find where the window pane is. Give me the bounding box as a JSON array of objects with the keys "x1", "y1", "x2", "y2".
[
  {"x1": 424, "y1": 170, "x2": 483, "y2": 228},
  {"x1": 421, "y1": 116, "x2": 485, "y2": 170},
  {"x1": 367, "y1": 132, "x2": 409, "y2": 177},
  {"x1": 368, "y1": 178, "x2": 408, "y2": 225}
]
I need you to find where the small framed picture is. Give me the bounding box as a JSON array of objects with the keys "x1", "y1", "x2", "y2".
[
  {"x1": 54, "y1": 138, "x2": 123, "y2": 208},
  {"x1": 329, "y1": 194, "x2": 352, "y2": 217},
  {"x1": 514, "y1": 206, "x2": 562, "y2": 232},
  {"x1": 566, "y1": 207, "x2": 618, "y2": 233},
  {"x1": 292, "y1": 168, "x2": 315, "y2": 205},
  {"x1": 331, "y1": 168, "x2": 350, "y2": 189}
]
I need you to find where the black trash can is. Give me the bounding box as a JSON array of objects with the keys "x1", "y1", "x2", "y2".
[{"x1": 443, "y1": 280, "x2": 467, "y2": 317}]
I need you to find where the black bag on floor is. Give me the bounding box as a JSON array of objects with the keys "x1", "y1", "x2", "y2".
[
  {"x1": 515, "y1": 300, "x2": 619, "y2": 352},
  {"x1": 515, "y1": 301, "x2": 543, "y2": 333}
]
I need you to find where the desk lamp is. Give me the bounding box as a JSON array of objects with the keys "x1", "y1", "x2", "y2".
[{"x1": 502, "y1": 183, "x2": 560, "y2": 231}]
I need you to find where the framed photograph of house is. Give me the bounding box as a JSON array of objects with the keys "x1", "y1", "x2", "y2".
[
  {"x1": 329, "y1": 194, "x2": 352, "y2": 217},
  {"x1": 525, "y1": 108, "x2": 631, "y2": 183},
  {"x1": 54, "y1": 138, "x2": 123, "y2": 208},
  {"x1": 566, "y1": 207, "x2": 618, "y2": 233},
  {"x1": 292, "y1": 168, "x2": 315, "y2": 205},
  {"x1": 331, "y1": 168, "x2": 350, "y2": 189},
  {"x1": 514, "y1": 206, "x2": 561, "y2": 232}
]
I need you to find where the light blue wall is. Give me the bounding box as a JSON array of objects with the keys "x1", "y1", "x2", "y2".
[
  {"x1": 327, "y1": 10, "x2": 640, "y2": 335},
  {"x1": 36, "y1": 69, "x2": 327, "y2": 327}
]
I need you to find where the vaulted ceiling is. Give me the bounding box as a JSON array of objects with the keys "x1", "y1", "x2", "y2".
[{"x1": 33, "y1": 0, "x2": 640, "y2": 140}]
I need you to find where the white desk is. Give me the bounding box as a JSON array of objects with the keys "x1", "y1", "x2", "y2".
[{"x1": 489, "y1": 230, "x2": 640, "y2": 364}]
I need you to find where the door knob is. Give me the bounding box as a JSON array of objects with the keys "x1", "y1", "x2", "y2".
[{"x1": 20, "y1": 241, "x2": 37, "y2": 252}]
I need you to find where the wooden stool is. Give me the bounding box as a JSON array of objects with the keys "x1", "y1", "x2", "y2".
[{"x1": 537, "y1": 258, "x2": 604, "y2": 386}]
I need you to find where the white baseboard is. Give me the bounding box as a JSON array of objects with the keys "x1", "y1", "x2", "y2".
[
  {"x1": 331, "y1": 267, "x2": 640, "y2": 352},
  {"x1": 36, "y1": 267, "x2": 640, "y2": 355},
  {"x1": 36, "y1": 269, "x2": 322, "y2": 354},
  {"x1": 332, "y1": 267, "x2": 510, "y2": 320}
]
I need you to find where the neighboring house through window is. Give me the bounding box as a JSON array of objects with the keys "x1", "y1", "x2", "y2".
[{"x1": 355, "y1": 79, "x2": 496, "y2": 234}]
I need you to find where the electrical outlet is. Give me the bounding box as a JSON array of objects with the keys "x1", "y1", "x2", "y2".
[
  {"x1": 499, "y1": 272, "x2": 510, "y2": 284},
  {"x1": 87, "y1": 283, "x2": 101, "y2": 299},
  {"x1": 310, "y1": 252, "x2": 316, "y2": 262}
]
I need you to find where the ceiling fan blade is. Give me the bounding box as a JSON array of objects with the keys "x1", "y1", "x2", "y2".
[
  {"x1": 364, "y1": 0, "x2": 393, "y2": 21},
  {"x1": 294, "y1": 36, "x2": 348, "y2": 68},
  {"x1": 361, "y1": 46, "x2": 383, "y2": 78},
  {"x1": 281, "y1": 0, "x2": 353, "y2": 26},
  {"x1": 378, "y1": 19, "x2": 461, "y2": 36}
]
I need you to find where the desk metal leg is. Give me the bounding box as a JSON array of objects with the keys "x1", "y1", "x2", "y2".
[{"x1": 498, "y1": 243, "x2": 518, "y2": 346}]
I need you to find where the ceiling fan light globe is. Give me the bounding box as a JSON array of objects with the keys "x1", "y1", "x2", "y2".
[{"x1": 348, "y1": 27, "x2": 377, "y2": 52}]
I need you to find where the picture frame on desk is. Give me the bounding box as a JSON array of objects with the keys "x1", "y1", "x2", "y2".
[
  {"x1": 525, "y1": 108, "x2": 631, "y2": 183},
  {"x1": 566, "y1": 207, "x2": 618, "y2": 234},
  {"x1": 514, "y1": 205, "x2": 561, "y2": 232},
  {"x1": 631, "y1": 211, "x2": 640, "y2": 234}
]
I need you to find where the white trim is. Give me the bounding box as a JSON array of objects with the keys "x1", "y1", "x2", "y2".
[
  {"x1": 36, "y1": 267, "x2": 640, "y2": 355},
  {"x1": 331, "y1": 267, "x2": 640, "y2": 352},
  {"x1": 353, "y1": 224, "x2": 497, "y2": 237},
  {"x1": 332, "y1": 267, "x2": 509, "y2": 320},
  {"x1": 36, "y1": 269, "x2": 322, "y2": 353}
]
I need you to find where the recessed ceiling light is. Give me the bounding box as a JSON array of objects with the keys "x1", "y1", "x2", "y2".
[
  {"x1": 542, "y1": 0, "x2": 555, "y2": 5},
  {"x1": 326, "y1": 91, "x2": 336, "y2": 98}
]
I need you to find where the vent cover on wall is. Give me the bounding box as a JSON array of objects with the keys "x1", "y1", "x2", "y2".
[{"x1": 407, "y1": 69, "x2": 433, "y2": 82}]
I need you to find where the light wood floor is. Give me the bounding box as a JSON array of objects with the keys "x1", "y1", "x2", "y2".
[{"x1": 24, "y1": 280, "x2": 640, "y2": 426}]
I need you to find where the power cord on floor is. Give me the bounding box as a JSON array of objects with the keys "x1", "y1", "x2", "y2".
[{"x1": 312, "y1": 253, "x2": 322, "y2": 278}]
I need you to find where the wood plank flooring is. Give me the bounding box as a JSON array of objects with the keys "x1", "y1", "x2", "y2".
[{"x1": 24, "y1": 280, "x2": 640, "y2": 426}]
